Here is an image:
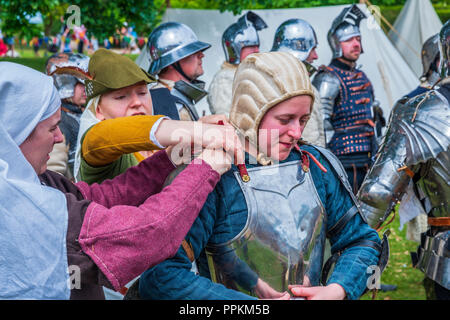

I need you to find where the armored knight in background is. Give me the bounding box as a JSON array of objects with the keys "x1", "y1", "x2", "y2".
[
  {"x1": 358, "y1": 20, "x2": 450, "y2": 299},
  {"x1": 147, "y1": 22, "x2": 211, "y2": 121},
  {"x1": 271, "y1": 18, "x2": 325, "y2": 147},
  {"x1": 45, "y1": 52, "x2": 90, "y2": 179},
  {"x1": 405, "y1": 33, "x2": 441, "y2": 100},
  {"x1": 390, "y1": 34, "x2": 441, "y2": 244},
  {"x1": 207, "y1": 11, "x2": 267, "y2": 116},
  {"x1": 313, "y1": 5, "x2": 384, "y2": 193}
]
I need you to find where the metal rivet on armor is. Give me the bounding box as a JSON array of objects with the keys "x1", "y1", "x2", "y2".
[{"x1": 302, "y1": 165, "x2": 309, "y2": 172}]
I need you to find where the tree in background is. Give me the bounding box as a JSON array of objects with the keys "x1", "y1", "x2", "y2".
[
  {"x1": 168, "y1": 0, "x2": 448, "y2": 22},
  {"x1": 0, "y1": 0, "x2": 447, "y2": 43},
  {"x1": 0, "y1": 0, "x2": 166, "y2": 40},
  {"x1": 0, "y1": 0, "x2": 59, "y2": 39}
]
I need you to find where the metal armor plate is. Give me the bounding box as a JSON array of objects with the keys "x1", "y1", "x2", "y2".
[
  {"x1": 206, "y1": 160, "x2": 326, "y2": 295},
  {"x1": 358, "y1": 90, "x2": 450, "y2": 227},
  {"x1": 415, "y1": 231, "x2": 450, "y2": 289}
]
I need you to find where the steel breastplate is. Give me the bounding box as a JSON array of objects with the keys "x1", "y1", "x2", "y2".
[
  {"x1": 415, "y1": 230, "x2": 450, "y2": 289},
  {"x1": 206, "y1": 160, "x2": 327, "y2": 295}
]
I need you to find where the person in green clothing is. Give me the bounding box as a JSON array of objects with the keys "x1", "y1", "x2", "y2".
[
  {"x1": 74, "y1": 49, "x2": 242, "y2": 185},
  {"x1": 71, "y1": 48, "x2": 243, "y2": 299}
]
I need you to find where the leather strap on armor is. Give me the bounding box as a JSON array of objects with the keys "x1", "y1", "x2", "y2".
[
  {"x1": 428, "y1": 217, "x2": 450, "y2": 227},
  {"x1": 321, "y1": 238, "x2": 383, "y2": 286},
  {"x1": 181, "y1": 240, "x2": 195, "y2": 263},
  {"x1": 327, "y1": 205, "x2": 359, "y2": 238},
  {"x1": 309, "y1": 145, "x2": 368, "y2": 225}
]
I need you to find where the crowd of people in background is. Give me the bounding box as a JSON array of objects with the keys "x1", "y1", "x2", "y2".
[{"x1": 0, "y1": 17, "x2": 146, "y2": 58}]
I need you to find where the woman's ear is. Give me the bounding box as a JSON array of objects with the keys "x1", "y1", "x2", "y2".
[
  {"x1": 94, "y1": 96, "x2": 106, "y2": 121},
  {"x1": 95, "y1": 100, "x2": 106, "y2": 121}
]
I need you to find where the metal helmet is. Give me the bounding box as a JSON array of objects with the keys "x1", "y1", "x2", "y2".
[
  {"x1": 420, "y1": 34, "x2": 440, "y2": 82},
  {"x1": 147, "y1": 22, "x2": 211, "y2": 75},
  {"x1": 439, "y1": 20, "x2": 450, "y2": 79},
  {"x1": 327, "y1": 4, "x2": 366, "y2": 59},
  {"x1": 222, "y1": 11, "x2": 267, "y2": 65},
  {"x1": 45, "y1": 52, "x2": 90, "y2": 100},
  {"x1": 271, "y1": 19, "x2": 318, "y2": 62}
]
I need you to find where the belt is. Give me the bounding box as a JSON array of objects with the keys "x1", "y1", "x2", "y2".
[{"x1": 428, "y1": 217, "x2": 450, "y2": 227}]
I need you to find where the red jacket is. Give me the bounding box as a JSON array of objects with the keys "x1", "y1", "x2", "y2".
[{"x1": 39, "y1": 150, "x2": 219, "y2": 299}]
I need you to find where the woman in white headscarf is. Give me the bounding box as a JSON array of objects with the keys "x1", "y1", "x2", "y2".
[{"x1": 0, "y1": 62, "x2": 236, "y2": 299}]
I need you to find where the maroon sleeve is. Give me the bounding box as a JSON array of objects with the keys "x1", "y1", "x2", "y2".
[
  {"x1": 78, "y1": 160, "x2": 220, "y2": 291},
  {"x1": 75, "y1": 150, "x2": 176, "y2": 208}
]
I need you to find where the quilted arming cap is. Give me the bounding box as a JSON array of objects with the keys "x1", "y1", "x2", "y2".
[{"x1": 229, "y1": 51, "x2": 315, "y2": 148}]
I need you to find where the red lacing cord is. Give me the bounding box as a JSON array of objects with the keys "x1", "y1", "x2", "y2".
[
  {"x1": 217, "y1": 121, "x2": 250, "y2": 182},
  {"x1": 295, "y1": 144, "x2": 327, "y2": 173}
]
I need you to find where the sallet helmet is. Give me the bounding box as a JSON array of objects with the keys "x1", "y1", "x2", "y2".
[
  {"x1": 327, "y1": 4, "x2": 367, "y2": 59},
  {"x1": 45, "y1": 53, "x2": 90, "y2": 100},
  {"x1": 271, "y1": 19, "x2": 318, "y2": 62},
  {"x1": 222, "y1": 11, "x2": 267, "y2": 65},
  {"x1": 147, "y1": 22, "x2": 211, "y2": 76},
  {"x1": 439, "y1": 20, "x2": 450, "y2": 79},
  {"x1": 420, "y1": 34, "x2": 440, "y2": 82}
]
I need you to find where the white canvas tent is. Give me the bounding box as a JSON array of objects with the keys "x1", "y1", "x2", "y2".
[
  {"x1": 136, "y1": 4, "x2": 419, "y2": 118},
  {"x1": 388, "y1": 0, "x2": 443, "y2": 78}
]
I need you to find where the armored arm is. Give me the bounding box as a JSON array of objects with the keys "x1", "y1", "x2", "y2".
[
  {"x1": 357, "y1": 134, "x2": 412, "y2": 229},
  {"x1": 357, "y1": 101, "x2": 412, "y2": 228},
  {"x1": 312, "y1": 71, "x2": 340, "y2": 145},
  {"x1": 359, "y1": 91, "x2": 450, "y2": 228}
]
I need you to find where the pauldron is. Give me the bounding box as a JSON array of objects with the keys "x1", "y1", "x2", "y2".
[{"x1": 358, "y1": 90, "x2": 450, "y2": 228}]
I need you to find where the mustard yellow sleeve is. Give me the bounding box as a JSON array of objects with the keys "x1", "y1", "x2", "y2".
[{"x1": 82, "y1": 115, "x2": 165, "y2": 167}]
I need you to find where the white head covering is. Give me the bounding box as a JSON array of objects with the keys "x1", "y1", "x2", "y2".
[
  {"x1": 73, "y1": 95, "x2": 100, "y2": 181},
  {"x1": 0, "y1": 62, "x2": 70, "y2": 299}
]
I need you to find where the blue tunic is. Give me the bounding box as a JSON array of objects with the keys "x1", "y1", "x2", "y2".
[
  {"x1": 139, "y1": 145, "x2": 380, "y2": 300},
  {"x1": 404, "y1": 86, "x2": 429, "y2": 100}
]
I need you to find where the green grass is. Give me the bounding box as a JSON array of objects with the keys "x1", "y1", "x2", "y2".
[
  {"x1": 0, "y1": 56, "x2": 48, "y2": 73},
  {"x1": 360, "y1": 210, "x2": 426, "y2": 300}
]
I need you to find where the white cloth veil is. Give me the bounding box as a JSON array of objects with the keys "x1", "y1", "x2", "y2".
[{"x1": 0, "y1": 62, "x2": 70, "y2": 299}]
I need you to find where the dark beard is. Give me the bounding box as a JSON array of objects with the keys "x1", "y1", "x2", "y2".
[{"x1": 341, "y1": 54, "x2": 357, "y2": 63}]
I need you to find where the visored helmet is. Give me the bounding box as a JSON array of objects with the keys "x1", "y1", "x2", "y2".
[
  {"x1": 420, "y1": 34, "x2": 440, "y2": 81},
  {"x1": 328, "y1": 5, "x2": 366, "y2": 59},
  {"x1": 147, "y1": 22, "x2": 211, "y2": 75},
  {"x1": 45, "y1": 52, "x2": 90, "y2": 100},
  {"x1": 439, "y1": 20, "x2": 450, "y2": 79},
  {"x1": 222, "y1": 11, "x2": 267, "y2": 65},
  {"x1": 271, "y1": 19, "x2": 318, "y2": 62}
]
